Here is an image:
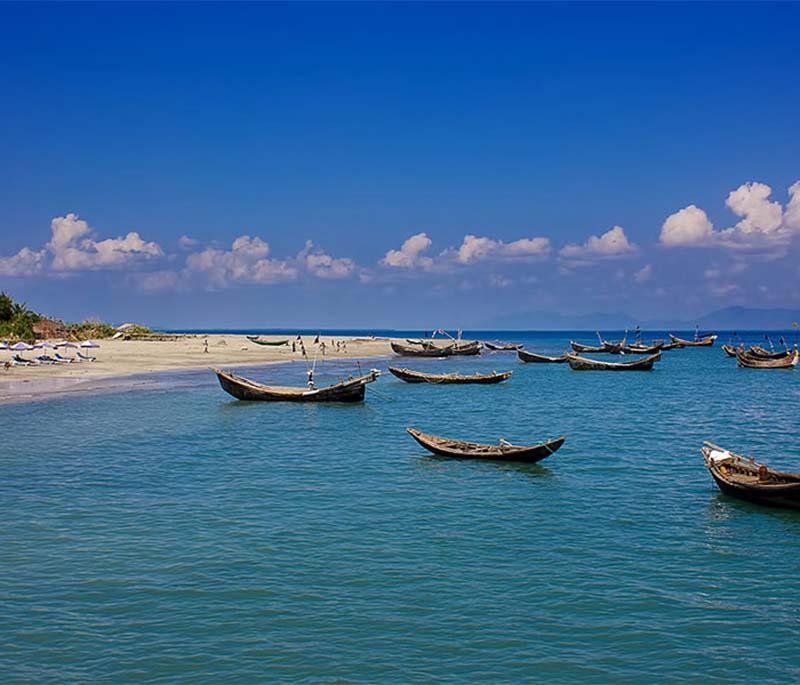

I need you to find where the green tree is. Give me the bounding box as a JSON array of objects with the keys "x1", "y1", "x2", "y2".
[{"x1": 0, "y1": 292, "x2": 13, "y2": 322}]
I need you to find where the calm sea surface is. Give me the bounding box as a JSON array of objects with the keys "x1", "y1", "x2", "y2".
[{"x1": 2, "y1": 331, "x2": 800, "y2": 683}]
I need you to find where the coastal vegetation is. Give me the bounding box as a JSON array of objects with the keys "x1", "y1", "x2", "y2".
[{"x1": 0, "y1": 291, "x2": 147, "y2": 341}]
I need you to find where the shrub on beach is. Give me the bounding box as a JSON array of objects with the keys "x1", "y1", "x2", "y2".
[{"x1": 0, "y1": 292, "x2": 119, "y2": 342}]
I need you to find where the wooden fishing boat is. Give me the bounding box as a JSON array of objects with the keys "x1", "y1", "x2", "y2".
[
  {"x1": 388, "y1": 367, "x2": 511, "y2": 384},
  {"x1": 391, "y1": 341, "x2": 454, "y2": 357},
  {"x1": 736, "y1": 349, "x2": 798, "y2": 369},
  {"x1": 213, "y1": 368, "x2": 379, "y2": 402},
  {"x1": 246, "y1": 336, "x2": 289, "y2": 346},
  {"x1": 569, "y1": 341, "x2": 607, "y2": 354},
  {"x1": 701, "y1": 441, "x2": 800, "y2": 510},
  {"x1": 721, "y1": 344, "x2": 741, "y2": 357},
  {"x1": 747, "y1": 345, "x2": 790, "y2": 360},
  {"x1": 407, "y1": 427, "x2": 565, "y2": 463},
  {"x1": 566, "y1": 351, "x2": 661, "y2": 371},
  {"x1": 621, "y1": 342, "x2": 664, "y2": 354},
  {"x1": 484, "y1": 341, "x2": 522, "y2": 351},
  {"x1": 517, "y1": 349, "x2": 568, "y2": 363},
  {"x1": 660, "y1": 342, "x2": 680, "y2": 351},
  {"x1": 451, "y1": 340, "x2": 482, "y2": 356},
  {"x1": 669, "y1": 333, "x2": 718, "y2": 347}
]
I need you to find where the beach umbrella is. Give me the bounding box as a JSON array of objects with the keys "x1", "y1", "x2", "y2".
[
  {"x1": 80, "y1": 340, "x2": 100, "y2": 348},
  {"x1": 0, "y1": 342, "x2": 8, "y2": 350},
  {"x1": 10, "y1": 342, "x2": 33, "y2": 351},
  {"x1": 60, "y1": 341, "x2": 78, "y2": 348}
]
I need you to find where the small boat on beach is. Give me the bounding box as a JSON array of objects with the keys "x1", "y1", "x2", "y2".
[
  {"x1": 669, "y1": 333, "x2": 718, "y2": 347},
  {"x1": 246, "y1": 336, "x2": 289, "y2": 346},
  {"x1": 736, "y1": 349, "x2": 798, "y2": 369},
  {"x1": 407, "y1": 427, "x2": 565, "y2": 463},
  {"x1": 388, "y1": 367, "x2": 512, "y2": 384},
  {"x1": 517, "y1": 349, "x2": 568, "y2": 363},
  {"x1": 566, "y1": 352, "x2": 661, "y2": 371},
  {"x1": 484, "y1": 341, "x2": 522, "y2": 351},
  {"x1": 701, "y1": 441, "x2": 800, "y2": 510},
  {"x1": 213, "y1": 368, "x2": 379, "y2": 402},
  {"x1": 391, "y1": 341, "x2": 454, "y2": 357}
]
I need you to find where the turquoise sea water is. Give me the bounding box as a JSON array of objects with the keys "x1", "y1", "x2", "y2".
[{"x1": 2, "y1": 331, "x2": 800, "y2": 683}]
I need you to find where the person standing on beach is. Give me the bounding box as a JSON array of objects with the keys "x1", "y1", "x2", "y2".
[{"x1": 203, "y1": 338, "x2": 209, "y2": 354}]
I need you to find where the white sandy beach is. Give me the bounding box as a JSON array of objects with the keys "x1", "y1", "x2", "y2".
[{"x1": 0, "y1": 334, "x2": 399, "y2": 403}]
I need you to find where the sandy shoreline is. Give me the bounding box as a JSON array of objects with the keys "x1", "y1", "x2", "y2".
[{"x1": 0, "y1": 334, "x2": 398, "y2": 404}]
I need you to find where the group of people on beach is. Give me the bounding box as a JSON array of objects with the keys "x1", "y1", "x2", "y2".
[{"x1": 291, "y1": 334, "x2": 347, "y2": 359}]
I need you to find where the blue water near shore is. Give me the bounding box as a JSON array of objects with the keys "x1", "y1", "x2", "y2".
[{"x1": 2, "y1": 331, "x2": 800, "y2": 683}]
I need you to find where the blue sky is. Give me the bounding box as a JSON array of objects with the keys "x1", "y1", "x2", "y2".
[{"x1": 1, "y1": 2, "x2": 799, "y2": 328}]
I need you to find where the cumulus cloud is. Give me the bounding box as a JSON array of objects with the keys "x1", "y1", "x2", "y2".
[
  {"x1": 456, "y1": 235, "x2": 550, "y2": 264},
  {"x1": 0, "y1": 247, "x2": 47, "y2": 276},
  {"x1": 185, "y1": 236, "x2": 298, "y2": 289},
  {"x1": 47, "y1": 213, "x2": 163, "y2": 271},
  {"x1": 381, "y1": 233, "x2": 434, "y2": 269},
  {"x1": 660, "y1": 205, "x2": 714, "y2": 247},
  {"x1": 298, "y1": 241, "x2": 354, "y2": 279},
  {"x1": 661, "y1": 180, "x2": 800, "y2": 250},
  {"x1": 0, "y1": 213, "x2": 164, "y2": 276},
  {"x1": 560, "y1": 226, "x2": 636, "y2": 262},
  {"x1": 178, "y1": 235, "x2": 199, "y2": 249}
]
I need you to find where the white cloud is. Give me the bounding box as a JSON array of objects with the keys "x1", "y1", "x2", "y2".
[
  {"x1": 48, "y1": 213, "x2": 163, "y2": 271},
  {"x1": 0, "y1": 213, "x2": 164, "y2": 276},
  {"x1": 0, "y1": 247, "x2": 47, "y2": 276},
  {"x1": 178, "y1": 235, "x2": 198, "y2": 249},
  {"x1": 456, "y1": 234, "x2": 550, "y2": 264},
  {"x1": 660, "y1": 205, "x2": 714, "y2": 247},
  {"x1": 560, "y1": 226, "x2": 636, "y2": 261},
  {"x1": 381, "y1": 233, "x2": 434, "y2": 269},
  {"x1": 633, "y1": 264, "x2": 652, "y2": 283},
  {"x1": 782, "y1": 181, "x2": 800, "y2": 230},
  {"x1": 724, "y1": 182, "x2": 783, "y2": 236},
  {"x1": 185, "y1": 236, "x2": 298, "y2": 289},
  {"x1": 661, "y1": 180, "x2": 800, "y2": 250},
  {"x1": 298, "y1": 241, "x2": 354, "y2": 279}
]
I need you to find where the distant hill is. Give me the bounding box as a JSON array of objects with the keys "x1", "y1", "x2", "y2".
[
  {"x1": 482, "y1": 306, "x2": 800, "y2": 331},
  {"x1": 688, "y1": 306, "x2": 800, "y2": 330}
]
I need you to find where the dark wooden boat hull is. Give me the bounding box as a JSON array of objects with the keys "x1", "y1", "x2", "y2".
[
  {"x1": 709, "y1": 471, "x2": 800, "y2": 510},
  {"x1": 748, "y1": 346, "x2": 790, "y2": 360},
  {"x1": 214, "y1": 368, "x2": 377, "y2": 402},
  {"x1": 736, "y1": 350, "x2": 798, "y2": 369},
  {"x1": 451, "y1": 341, "x2": 482, "y2": 356},
  {"x1": 702, "y1": 444, "x2": 800, "y2": 510},
  {"x1": 567, "y1": 352, "x2": 660, "y2": 371},
  {"x1": 407, "y1": 428, "x2": 565, "y2": 463},
  {"x1": 669, "y1": 334, "x2": 717, "y2": 347},
  {"x1": 484, "y1": 342, "x2": 522, "y2": 351},
  {"x1": 622, "y1": 343, "x2": 664, "y2": 355},
  {"x1": 517, "y1": 349, "x2": 568, "y2": 363},
  {"x1": 721, "y1": 344, "x2": 740, "y2": 357},
  {"x1": 391, "y1": 341, "x2": 454, "y2": 357},
  {"x1": 569, "y1": 341, "x2": 606, "y2": 353},
  {"x1": 388, "y1": 367, "x2": 511, "y2": 384},
  {"x1": 246, "y1": 336, "x2": 289, "y2": 346}
]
